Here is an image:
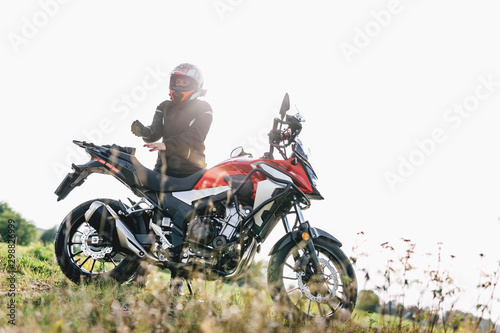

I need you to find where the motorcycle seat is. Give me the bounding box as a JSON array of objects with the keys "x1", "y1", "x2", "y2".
[{"x1": 128, "y1": 155, "x2": 206, "y2": 192}]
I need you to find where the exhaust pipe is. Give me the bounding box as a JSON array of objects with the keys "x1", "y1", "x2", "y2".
[{"x1": 85, "y1": 201, "x2": 157, "y2": 261}]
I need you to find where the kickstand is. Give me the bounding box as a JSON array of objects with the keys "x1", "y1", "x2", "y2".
[{"x1": 186, "y1": 279, "x2": 193, "y2": 295}]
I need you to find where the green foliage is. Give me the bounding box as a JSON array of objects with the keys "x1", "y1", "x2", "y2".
[
  {"x1": 356, "y1": 289, "x2": 380, "y2": 313},
  {"x1": 0, "y1": 243, "x2": 65, "y2": 292},
  {"x1": 25, "y1": 242, "x2": 57, "y2": 262},
  {"x1": 0, "y1": 202, "x2": 38, "y2": 245},
  {"x1": 40, "y1": 226, "x2": 57, "y2": 244}
]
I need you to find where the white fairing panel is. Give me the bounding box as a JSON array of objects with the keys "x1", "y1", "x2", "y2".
[
  {"x1": 253, "y1": 180, "x2": 286, "y2": 226},
  {"x1": 258, "y1": 164, "x2": 292, "y2": 183},
  {"x1": 172, "y1": 186, "x2": 230, "y2": 205},
  {"x1": 251, "y1": 163, "x2": 293, "y2": 227}
]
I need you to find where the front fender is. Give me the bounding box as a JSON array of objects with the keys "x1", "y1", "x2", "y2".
[{"x1": 268, "y1": 227, "x2": 342, "y2": 256}]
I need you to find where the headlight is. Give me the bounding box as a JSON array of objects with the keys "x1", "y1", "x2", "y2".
[
  {"x1": 305, "y1": 164, "x2": 319, "y2": 186},
  {"x1": 294, "y1": 139, "x2": 309, "y2": 160}
]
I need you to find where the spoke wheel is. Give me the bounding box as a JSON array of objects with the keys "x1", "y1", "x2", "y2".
[
  {"x1": 268, "y1": 237, "x2": 357, "y2": 322},
  {"x1": 55, "y1": 199, "x2": 147, "y2": 284},
  {"x1": 67, "y1": 222, "x2": 127, "y2": 275}
]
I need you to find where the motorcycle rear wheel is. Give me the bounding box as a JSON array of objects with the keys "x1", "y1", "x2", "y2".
[
  {"x1": 267, "y1": 237, "x2": 357, "y2": 322},
  {"x1": 55, "y1": 198, "x2": 148, "y2": 284}
]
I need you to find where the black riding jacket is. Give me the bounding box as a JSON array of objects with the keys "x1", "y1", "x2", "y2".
[{"x1": 144, "y1": 99, "x2": 213, "y2": 177}]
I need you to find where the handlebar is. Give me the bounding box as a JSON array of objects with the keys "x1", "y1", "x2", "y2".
[
  {"x1": 265, "y1": 113, "x2": 304, "y2": 159},
  {"x1": 269, "y1": 114, "x2": 303, "y2": 147}
]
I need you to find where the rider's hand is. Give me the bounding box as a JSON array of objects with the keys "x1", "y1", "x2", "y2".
[
  {"x1": 131, "y1": 120, "x2": 150, "y2": 137},
  {"x1": 144, "y1": 142, "x2": 166, "y2": 152}
]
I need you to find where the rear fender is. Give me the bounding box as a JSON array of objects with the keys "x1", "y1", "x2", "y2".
[
  {"x1": 55, "y1": 159, "x2": 108, "y2": 201},
  {"x1": 268, "y1": 227, "x2": 342, "y2": 256}
]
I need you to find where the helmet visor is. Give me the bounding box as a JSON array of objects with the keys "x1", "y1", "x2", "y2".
[{"x1": 170, "y1": 74, "x2": 198, "y2": 91}]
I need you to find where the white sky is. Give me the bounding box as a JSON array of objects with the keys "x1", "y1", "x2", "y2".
[{"x1": 1, "y1": 0, "x2": 500, "y2": 316}]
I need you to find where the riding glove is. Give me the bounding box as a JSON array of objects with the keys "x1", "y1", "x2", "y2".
[{"x1": 131, "y1": 120, "x2": 151, "y2": 138}]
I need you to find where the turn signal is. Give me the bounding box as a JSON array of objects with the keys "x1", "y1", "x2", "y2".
[{"x1": 301, "y1": 232, "x2": 310, "y2": 241}]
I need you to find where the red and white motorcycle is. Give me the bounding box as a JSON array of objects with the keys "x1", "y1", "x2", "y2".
[{"x1": 54, "y1": 93, "x2": 357, "y2": 320}]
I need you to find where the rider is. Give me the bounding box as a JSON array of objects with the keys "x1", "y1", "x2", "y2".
[
  {"x1": 131, "y1": 63, "x2": 213, "y2": 293},
  {"x1": 131, "y1": 63, "x2": 213, "y2": 178}
]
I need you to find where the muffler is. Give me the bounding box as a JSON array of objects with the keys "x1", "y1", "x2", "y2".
[{"x1": 84, "y1": 201, "x2": 152, "y2": 259}]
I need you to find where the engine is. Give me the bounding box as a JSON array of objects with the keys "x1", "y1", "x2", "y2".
[
  {"x1": 186, "y1": 216, "x2": 217, "y2": 245},
  {"x1": 184, "y1": 204, "x2": 251, "y2": 266},
  {"x1": 187, "y1": 204, "x2": 248, "y2": 247}
]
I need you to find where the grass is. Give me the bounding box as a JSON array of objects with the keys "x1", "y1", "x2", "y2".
[{"x1": 0, "y1": 242, "x2": 498, "y2": 332}]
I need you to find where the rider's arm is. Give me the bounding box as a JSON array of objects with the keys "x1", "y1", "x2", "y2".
[{"x1": 143, "y1": 108, "x2": 164, "y2": 143}]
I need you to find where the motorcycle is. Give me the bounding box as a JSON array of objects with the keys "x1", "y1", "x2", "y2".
[{"x1": 54, "y1": 93, "x2": 357, "y2": 320}]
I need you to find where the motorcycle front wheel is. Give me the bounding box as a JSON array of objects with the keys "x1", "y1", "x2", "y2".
[
  {"x1": 267, "y1": 237, "x2": 357, "y2": 322},
  {"x1": 54, "y1": 198, "x2": 148, "y2": 284}
]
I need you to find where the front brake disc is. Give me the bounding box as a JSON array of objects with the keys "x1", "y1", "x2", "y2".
[{"x1": 296, "y1": 257, "x2": 339, "y2": 302}]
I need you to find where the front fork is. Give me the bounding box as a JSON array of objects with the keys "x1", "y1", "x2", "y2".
[{"x1": 282, "y1": 198, "x2": 322, "y2": 274}]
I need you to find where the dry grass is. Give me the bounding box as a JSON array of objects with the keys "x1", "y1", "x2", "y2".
[{"x1": 0, "y1": 242, "x2": 498, "y2": 332}]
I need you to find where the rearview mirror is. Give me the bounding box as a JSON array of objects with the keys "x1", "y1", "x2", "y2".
[
  {"x1": 279, "y1": 93, "x2": 290, "y2": 120},
  {"x1": 230, "y1": 147, "x2": 244, "y2": 158},
  {"x1": 230, "y1": 146, "x2": 253, "y2": 158}
]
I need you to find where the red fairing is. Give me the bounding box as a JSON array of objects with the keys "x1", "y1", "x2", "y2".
[
  {"x1": 193, "y1": 157, "x2": 260, "y2": 192},
  {"x1": 193, "y1": 157, "x2": 313, "y2": 194},
  {"x1": 271, "y1": 159, "x2": 314, "y2": 193}
]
